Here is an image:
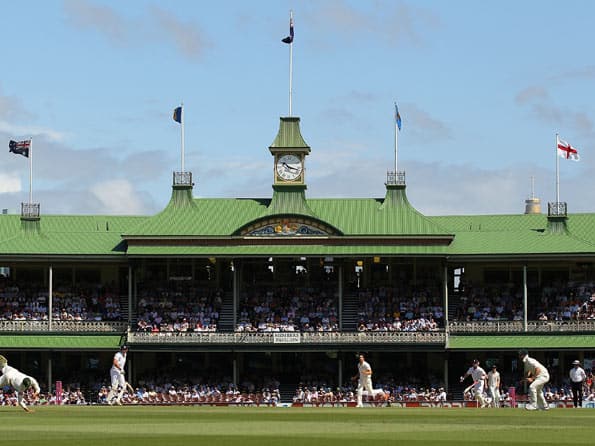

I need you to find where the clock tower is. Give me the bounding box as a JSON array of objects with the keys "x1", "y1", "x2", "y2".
[{"x1": 269, "y1": 116, "x2": 310, "y2": 186}]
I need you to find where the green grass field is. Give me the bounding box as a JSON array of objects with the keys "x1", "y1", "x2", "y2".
[{"x1": 2, "y1": 406, "x2": 593, "y2": 446}]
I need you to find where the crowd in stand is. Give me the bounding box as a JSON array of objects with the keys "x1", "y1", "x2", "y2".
[
  {"x1": 0, "y1": 387, "x2": 86, "y2": 407},
  {"x1": 0, "y1": 279, "x2": 122, "y2": 322},
  {"x1": 135, "y1": 283, "x2": 222, "y2": 333},
  {"x1": 291, "y1": 384, "x2": 447, "y2": 405},
  {"x1": 2, "y1": 276, "x2": 595, "y2": 329},
  {"x1": 97, "y1": 383, "x2": 281, "y2": 405},
  {"x1": 453, "y1": 281, "x2": 595, "y2": 322},
  {"x1": 235, "y1": 286, "x2": 339, "y2": 332},
  {"x1": 356, "y1": 287, "x2": 443, "y2": 332}
]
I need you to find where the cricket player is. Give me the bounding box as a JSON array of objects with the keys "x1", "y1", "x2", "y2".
[
  {"x1": 460, "y1": 359, "x2": 488, "y2": 408},
  {"x1": 0, "y1": 355, "x2": 40, "y2": 413},
  {"x1": 107, "y1": 345, "x2": 128, "y2": 405},
  {"x1": 352, "y1": 353, "x2": 385, "y2": 407},
  {"x1": 487, "y1": 364, "x2": 501, "y2": 407},
  {"x1": 519, "y1": 349, "x2": 550, "y2": 411}
]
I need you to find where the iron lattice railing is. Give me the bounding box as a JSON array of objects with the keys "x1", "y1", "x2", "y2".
[
  {"x1": 548, "y1": 201, "x2": 567, "y2": 217},
  {"x1": 386, "y1": 171, "x2": 406, "y2": 185},
  {"x1": 21, "y1": 202, "x2": 40, "y2": 218},
  {"x1": 173, "y1": 171, "x2": 193, "y2": 186}
]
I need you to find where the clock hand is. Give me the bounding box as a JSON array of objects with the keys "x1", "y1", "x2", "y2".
[{"x1": 282, "y1": 162, "x2": 299, "y2": 171}]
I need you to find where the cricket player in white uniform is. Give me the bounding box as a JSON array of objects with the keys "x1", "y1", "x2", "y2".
[
  {"x1": 460, "y1": 359, "x2": 488, "y2": 408},
  {"x1": 487, "y1": 364, "x2": 501, "y2": 407},
  {"x1": 107, "y1": 345, "x2": 128, "y2": 405},
  {"x1": 519, "y1": 349, "x2": 550, "y2": 410},
  {"x1": 0, "y1": 355, "x2": 40, "y2": 413},
  {"x1": 353, "y1": 353, "x2": 384, "y2": 407}
]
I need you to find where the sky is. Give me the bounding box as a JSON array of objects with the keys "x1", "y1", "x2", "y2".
[{"x1": 1, "y1": 0, "x2": 594, "y2": 216}]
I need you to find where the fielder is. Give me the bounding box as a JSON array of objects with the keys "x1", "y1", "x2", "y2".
[
  {"x1": 460, "y1": 359, "x2": 488, "y2": 408},
  {"x1": 0, "y1": 354, "x2": 40, "y2": 413},
  {"x1": 487, "y1": 364, "x2": 501, "y2": 407},
  {"x1": 519, "y1": 349, "x2": 550, "y2": 411},
  {"x1": 107, "y1": 345, "x2": 128, "y2": 405},
  {"x1": 352, "y1": 353, "x2": 385, "y2": 407}
]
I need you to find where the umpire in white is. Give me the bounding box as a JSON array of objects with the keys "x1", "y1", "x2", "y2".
[{"x1": 569, "y1": 359, "x2": 586, "y2": 408}]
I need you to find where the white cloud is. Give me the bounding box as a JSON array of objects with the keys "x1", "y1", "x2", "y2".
[
  {"x1": 515, "y1": 85, "x2": 594, "y2": 137},
  {"x1": 304, "y1": 0, "x2": 441, "y2": 48},
  {"x1": 63, "y1": 0, "x2": 128, "y2": 44},
  {"x1": 63, "y1": 0, "x2": 211, "y2": 61},
  {"x1": 0, "y1": 121, "x2": 68, "y2": 142},
  {"x1": 515, "y1": 86, "x2": 548, "y2": 105},
  {"x1": 150, "y1": 6, "x2": 211, "y2": 60},
  {"x1": 0, "y1": 173, "x2": 21, "y2": 194},
  {"x1": 90, "y1": 179, "x2": 147, "y2": 215}
]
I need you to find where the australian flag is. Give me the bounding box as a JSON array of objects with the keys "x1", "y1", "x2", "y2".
[{"x1": 9, "y1": 139, "x2": 30, "y2": 157}]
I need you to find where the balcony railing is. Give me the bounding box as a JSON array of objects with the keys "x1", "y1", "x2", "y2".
[
  {"x1": 21, "y1": 202, "x2": 40, "y2": 218},
  {"x1": 0, "y1": 320, "x2": 128, "y2": 333},
  {"x1": 2, "y1": 320, "x2": 595, "y2": 339},
  {"x1": 127, "y1": 330, "x2": 446, "y2": 345},
  {"x1": 173, "y1": 171, "x2": 193, "y2": 186},
  {"x1": 386, "y1": 171, "x2": 406, "y2": 186},
  {"x1": 448, "y1": 320, "x2": 595, "y2": 333},
  {"x1": 548, "y1": 201, "x2": 567, "y2": 217}
]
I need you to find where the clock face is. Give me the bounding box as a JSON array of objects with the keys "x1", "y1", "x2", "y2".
[{"x1": 276, "y1": 154, "x2": 303, "y2": 181}]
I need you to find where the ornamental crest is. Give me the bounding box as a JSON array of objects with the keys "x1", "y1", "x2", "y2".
[{"x1": 243, "y1": 218, "x2": 330, "y2": 236}]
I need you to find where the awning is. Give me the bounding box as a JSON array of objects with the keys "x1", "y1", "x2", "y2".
[
  {"x1": 448, "y1": 335, "x2": 595, "y2": 350},
  {"x1": 0, "y1": 335, "x2": 123, "y2": 350}
]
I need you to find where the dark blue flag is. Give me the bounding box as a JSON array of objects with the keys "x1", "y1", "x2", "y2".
[
  {"x1": 173, "y1": 106, "x2": 182, "y2": 124},
  {"x1": 282, "y1": 16, "x2": 294, "y2": 44}
]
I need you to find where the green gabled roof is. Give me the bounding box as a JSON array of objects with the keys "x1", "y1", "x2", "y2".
[
  {"x1": 308, "y1": 199, "x2": 451, "y2": 237},
  {"x1": 125, "y1": 181, "x2": 453, "y2": 238},
  {"x1": 0, "y1": 214, "x2": 145, "y2": 256},
  {"x1": 264, "y1": 186, "x2": 316, "y2": 218},
  {"x1": 124, "y1": 196, "x2": 454, "y2": 238},
  {"x1": 430, "y1": 213, "x2": 595, "y2": 255},
  {"x1": 123, "y1": 197, "x2": 269, "y2": 237}
]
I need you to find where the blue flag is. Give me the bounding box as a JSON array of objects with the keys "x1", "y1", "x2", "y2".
[
  {"x1": 395, "y1": 103, "x2": 402, "y2": 131},
  {"x1": 173, "y1": 106, "x2": 182, "y2": 124}
]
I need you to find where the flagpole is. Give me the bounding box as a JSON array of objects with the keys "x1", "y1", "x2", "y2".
[
  {"x1": 181, "y1": 102, "x2": 185, "y2": 173},
  {"x1": 288, "y1": 10, "x2": 293, "y2": 117},
  {"x1": 394, "y1": 106, "x2": 398, "y2": 173},
  {"x1": 29, "y1": 137, "x2": 33, "y2": 204},
  {"x1": 555, "y1": 133, "x2": 560, "y2": 204}
]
